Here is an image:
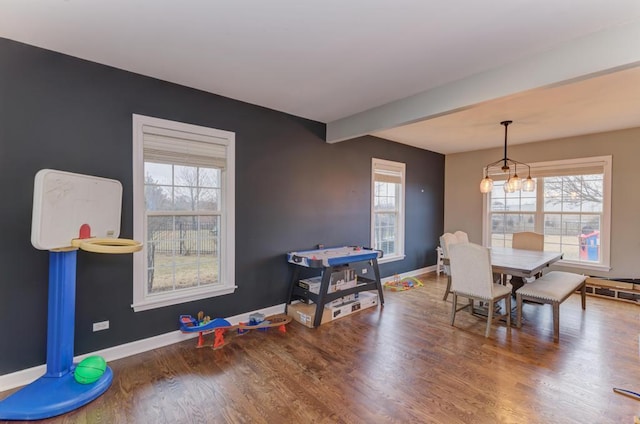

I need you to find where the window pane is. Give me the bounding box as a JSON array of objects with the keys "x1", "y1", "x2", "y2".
[
  {"x1": 198, "y1": 258, "x2": 217, "y2": 285},
  {"x1": 581, "y1": 178, "x2": 603, "y2": 212},
  {"x1": 485, "y1": 158, "x2": 608, "y2": 267},
  {"x1": 198, "y1": 188, "x2": 220, "y2": 210},
  {"x1": 492, "y1": 213, "x2": 504, "y2": 233},
  {"x1": 374, "y1": 182, "x2": 398, "y2": 211},
  {"x1": 492, "y1": 181, "x2": 536, "y2": 212},
  {"x1": 147, "y1": 216, "x2": 175, "y2": 294},
  {"x1": 145, "y1": 162, "x2": 173, "y2": 185},
  {"x1": 491, "y1": 232, "x2": 509, "y2": 248},
  {"x1": 145, "y1": 184, "x2": 171, "y2": 211},
  {"x1": 199, "y1": 167, "x2": 220, "y2": 188},
  {"x1": 373, "y1": 179, "x2": 399, "y2": 255},
  {"x1": 489, "y1": 213, "x2": 535, "y2": 248},
  {"x1": 151, "y1": 264, "x2": 175, "y2": 294},
  {"x1": 491, "y1": 199, "x2": 506, "y2": 212},
  {"x1": 175, "y1": 259, "x2": 200, "y2": 289},
  {"x1": 520, "y1": 194, "x2": 536, "y2": 212},
  {"x1": 374, "y1": 212, "x2": 397, "y2": 255},
  {"x1": 145, "y1": 215, "x2": 220, "y2": 295},
  {"x1": 200, "y1": 216, "x2": 220, "y2": 282},
  {"x1": 174, "y1": 165, "x2": 198, "y2": 187}
]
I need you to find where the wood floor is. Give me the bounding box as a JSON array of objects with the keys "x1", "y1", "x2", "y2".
[{"x1": 2, "y1": 272, "x2": 640, "y2": 423}]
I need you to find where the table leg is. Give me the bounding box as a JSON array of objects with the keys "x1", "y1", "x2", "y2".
[
  {"x1": 313, "y1": 266, "x2": 333, "y2": 328},
  {"x1": 510, "y1": 276, "x2": 525, "y2": 295},
  {"x1": 286, "y1": 267, "x2": 300, "y2": 307},
  {"x1": 371, "y1": 259, "x2": 384, "y2": 305}
]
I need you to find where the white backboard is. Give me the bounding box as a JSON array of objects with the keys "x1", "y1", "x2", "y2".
[{"x1": 31, "y1": 169, "x2": 123, "y2": 250}]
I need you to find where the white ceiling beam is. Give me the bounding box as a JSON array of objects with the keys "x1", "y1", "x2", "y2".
[{"x1": 326, "y1": 21, "x2": 640, "y2": 143}]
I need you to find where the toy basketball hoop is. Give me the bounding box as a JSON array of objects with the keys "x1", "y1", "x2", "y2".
[
  {"x1": 0, "y1": 170, "x2": 142, "y2": 420},
  {"x1": 31, "y1": 169, "x2": 142, "y2": 253}
]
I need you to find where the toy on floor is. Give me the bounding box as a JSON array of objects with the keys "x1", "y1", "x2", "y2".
[
  {"x1": 383, "y1": 276, "x2": 424, "y2": 291},
  {"x1": 179, "y1": 311, "x2": 292, "y2": 349},
  {"x1": 74, "y1": 356, "x2": 107, "y2": 385}
]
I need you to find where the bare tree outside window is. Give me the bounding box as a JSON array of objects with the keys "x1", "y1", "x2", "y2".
[{"x1": 543, "y1": 175, "x2": 603, "y2": 210}]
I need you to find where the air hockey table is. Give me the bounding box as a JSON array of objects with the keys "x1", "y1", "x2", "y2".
[{"x1": 286, "y1": 246, "x2": 384, "y2": 327}]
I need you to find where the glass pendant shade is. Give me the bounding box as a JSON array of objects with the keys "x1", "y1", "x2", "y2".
[
  {"x1": 503, "y1": 180, "x2": 515, "y2": 193},
  {"x1": 480, "y1": 177, "x2": 493, "y2": 193},
  {"x1": 510, "y1": 174, "x2": 522, "y2": 191},
  {"x1": 522, "y1": 176, "x2": 536, "y2": 192}
]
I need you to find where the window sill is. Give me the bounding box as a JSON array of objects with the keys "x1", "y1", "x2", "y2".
[
  {"x1": 378, "y1": 254, "x2": 405, "y2": 264},
  {"x1": 132, "y1": 284, "x2": 237, "y2": 312}
]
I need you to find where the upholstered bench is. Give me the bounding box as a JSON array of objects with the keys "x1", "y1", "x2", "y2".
[{"x1": 515, "y1": 271, "x2": 587, "y2": 341}]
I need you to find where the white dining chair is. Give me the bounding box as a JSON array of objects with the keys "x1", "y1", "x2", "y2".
[
  {"x1": 439, "y1": 231, "x2": 469, "y2": 300},
  {"x1": 512, "y1": 231, "x2": 544, "y2": 252},
  {"x1": 512, "y1": 231, "x2": 545, "y2": 286},
  {"x1": 448, "y1": 243, "x2": 512, "y2": 338}
]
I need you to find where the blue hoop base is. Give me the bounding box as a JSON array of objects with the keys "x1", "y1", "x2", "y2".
[{"x1": 0, "y1": 366, "x2": 112, "y2": 420}]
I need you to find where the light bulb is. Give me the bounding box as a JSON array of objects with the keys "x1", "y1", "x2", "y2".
[
  {"x1": 510, "y1": 174, "x2": 522, "y2": 191},
  {"x1": 480, "y1": 177, "x2": 493, "y2": 193},
  {"x1": 522, "y1": 176, "x2": 535, "y2": 192},
  {"x1": 503, "y1": 180, "x2": 515, "y2": 193}
]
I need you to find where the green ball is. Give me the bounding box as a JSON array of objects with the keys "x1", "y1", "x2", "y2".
[{"x1": 74, "y1": 355, "x2": 107, "y2": 384}]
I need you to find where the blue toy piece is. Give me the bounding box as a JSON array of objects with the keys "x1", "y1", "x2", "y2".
[{"x1": 179, "y1": 316, "x2": 232, "y2": 332}]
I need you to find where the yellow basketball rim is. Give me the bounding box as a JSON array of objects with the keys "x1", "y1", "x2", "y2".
[{"x1": 71, "y1": 238, "x2": 143, "y2": 254}]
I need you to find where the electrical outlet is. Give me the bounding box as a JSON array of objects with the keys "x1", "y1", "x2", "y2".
[{"x1": 93, "y1": 321, "x2": 109, "y2": 332}]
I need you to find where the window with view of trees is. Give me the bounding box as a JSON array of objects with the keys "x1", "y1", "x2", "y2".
[
  {"x1": 132, "y1": 115, "x2": 235, "y2": 312},
  {"x1": 371, "y1": 158, "x2": 405, "y2": 263},
  {"x1": 485, "y1": 156, "x2": 611, "y2": 270}
]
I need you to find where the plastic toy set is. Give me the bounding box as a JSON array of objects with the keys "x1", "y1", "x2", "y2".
[
  {"x1": 383, "y1": 276, "x2": 424, "y2": 291},
  {"x1": 179, "y1": 311, "x2": 292, "y2": 349}
]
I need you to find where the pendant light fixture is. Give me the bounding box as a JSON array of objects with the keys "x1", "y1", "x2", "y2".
[{"x1": 479, "y1": 120, "x2": 535, "y2": 194}]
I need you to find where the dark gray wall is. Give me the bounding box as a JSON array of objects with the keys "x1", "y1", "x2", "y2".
[{"x1": 0, "y1": 38, "x2": 444, "y2": 374}]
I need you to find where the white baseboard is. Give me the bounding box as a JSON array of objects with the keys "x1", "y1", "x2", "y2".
[
  {"x1": 0, "y1": 304, "x2": 285, "y2": 392},
  {"x1": 1, "y1": 265, "x2": 439, "y2": 393},
  {"x1": 381, "y1": 265, "x2": 435, "y2": 283}
]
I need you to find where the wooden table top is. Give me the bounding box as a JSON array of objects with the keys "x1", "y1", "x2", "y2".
[{"x1": 490, "y1": 247, "x2": 563, "y2": 278}]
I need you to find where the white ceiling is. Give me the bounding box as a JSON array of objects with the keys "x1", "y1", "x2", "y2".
[{"x1": 2, "y1": 0, "x2": 640, "y2": 154}]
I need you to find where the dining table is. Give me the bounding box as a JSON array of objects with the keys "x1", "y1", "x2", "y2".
[
  {"x1": 482, "y1": 246, "x2": 564, "y2": 321},
  {"x1": 490, "y1": 246, "x2": 563, "y2": 279}
]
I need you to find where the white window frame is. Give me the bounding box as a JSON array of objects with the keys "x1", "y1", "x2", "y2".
[
  {"x1": 482, "y1": 155, "x2": 612, "y2": 272},
  {"x1": 132, "y1": 114, "x2": 236, "y2": 312},
  {"x1": 371, "y1": 158, "x2": 406, "y2": 264}
]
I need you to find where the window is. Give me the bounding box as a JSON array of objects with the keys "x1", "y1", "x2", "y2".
[
  {"x1": 132, "y1": 114, "x2": 235, "y2": 312},
  {"x1": 483, "y1": 156, "x2": 611, "y2": 271},
  {"x1": 371, "y1": 158, "x2": 406, "y2": 263}
]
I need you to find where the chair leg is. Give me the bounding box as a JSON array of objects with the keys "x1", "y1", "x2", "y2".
[
  {"x1": 552, "y1": 301, "x2": 560, "y2": 342},
  {"x1": 450, "y1": 292, "x2": 458, "y2": 326},
  {"x1": 581, "y1": 282, "x2": 586, "y2": 310},
  {"x1": 443, "y1": 275, "x2": 451, "y2": 301},
  {"x1": 485, "y1": 299, "x2": 494, "y2": 338}
]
